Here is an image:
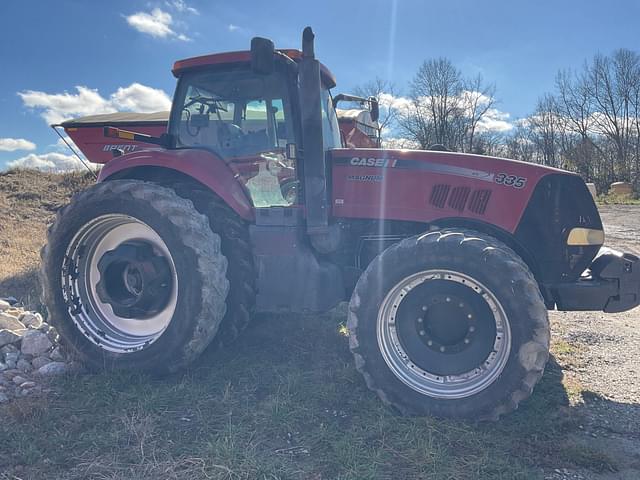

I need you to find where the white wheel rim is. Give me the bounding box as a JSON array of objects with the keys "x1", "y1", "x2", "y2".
[
  {"x1": 62, "y1": 214, "x2": 178, "y2": 353},
  {"x1": 377, "y1": 269, "x2": 512, "y2": 399}
]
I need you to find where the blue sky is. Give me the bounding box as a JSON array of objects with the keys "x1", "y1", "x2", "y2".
[{"x1": 1, "y1": 0, "x2": 640, "y2": 170}]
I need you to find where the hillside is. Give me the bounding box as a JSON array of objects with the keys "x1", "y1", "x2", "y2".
[{"x1": 0, "y1": 169, "x2": 93, "y2": 308}]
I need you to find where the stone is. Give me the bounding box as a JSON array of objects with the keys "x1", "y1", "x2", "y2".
[
  {"x1": 19, "y1": 381, "x2": 36, "y2": 389},
  {"x1": 20, "y1": 330, "x2": 52, "y2": 356},
  {"x1": 0, "y1": 393, "x2": 9, "y2": 403},
  {"x1": 0, "y1": 313, "x2": 25, "y2": 331},
  {"x1": 0, "y1": 329, "x2": 23, "y2": 347},
  {"x1": 1, "y1": 344, "x2": 18, "y2": 354},
  {"x1": 0, "y1": 297, "x2": 18, "y2": 306},
  {"x1": 12, "y1": 375, "x2": 28, "y2": 385},
  {"x1": 31, "y1": 356, "x2": 51, "y2": 370},
  {"x1": 50, "y1": 346, "x2": 65, "y2": 362},
  {"x1": 0, "y1": 300, "x2": 10, "y2": 312},
  {"x1": 4, "y1": 352, "x2": 19, "y2": 368},
  {"x1": 16, "y1": 358, "x2": 32, "y2": 373},
  {"x1": 36, "y1": 361, "x2": 68, "y2": 376},
  {"x1": 0, "y1": 362, "x2": 8, "y2": 372},
  {"x1": 19, "y1": 312, "x2": 43, "y2": 329}
]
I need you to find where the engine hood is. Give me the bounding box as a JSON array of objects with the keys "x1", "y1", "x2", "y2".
[{"x1": 330, "y1": 147, "x2": 584, "y2": 234}]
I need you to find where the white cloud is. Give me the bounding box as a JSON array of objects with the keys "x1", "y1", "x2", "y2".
[
  {"x1": 166, "y1": 0, "x2": 199, "y2": 14},
  {"x1": 125, "y1": 8, "x2": 190, "y2": 41},
  {"x1": 51, "y1": 136, "x2": 78, "y2": 152},
  {"x1": 7, "y1": 152, "x2": 92, "y2": 172},
  {"x1": 0, "y1": 138, "x2": 36, "y2": 152},
  {"x1": 19, "y1": 83, "x2": 172, "y2": 125},
  {"x1": 19, "y1": 86, "x2": 114, "y2": 124},
  {"x1": 477, "y1": 108, "x2": 513, "y2": 133},
  {"x1": 382, "y1": 137, "x2": 421, "y2": 150},
  {"x1": 110, "y1": 83, "x2": 172, "y2": 112}
]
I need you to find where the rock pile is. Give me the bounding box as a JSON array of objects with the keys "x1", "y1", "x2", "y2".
[{"x1": 0, "y1": 298, "x2": 75, "y2": 403}]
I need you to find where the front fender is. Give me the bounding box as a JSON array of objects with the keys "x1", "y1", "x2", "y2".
[{"x1": 97, "y1": 148, "x2": 254, "y2": 221}]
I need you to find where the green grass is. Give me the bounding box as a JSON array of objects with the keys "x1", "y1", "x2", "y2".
[
  {"x1": 0, "y1": 310, "x2": 614, "y2": 480},
  {"x1": 597, "y1": 193, "x2": 640, "y2": 205}
]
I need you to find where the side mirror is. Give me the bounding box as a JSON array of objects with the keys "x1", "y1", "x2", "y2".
[
  {"x1": 369, "y1": 97, "x2": 380, "y2": 122},
  {"x1": 250, "y1": 37, "x2": 275, "y2": 75}
]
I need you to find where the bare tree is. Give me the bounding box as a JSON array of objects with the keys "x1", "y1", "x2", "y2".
[
  {"x1": 398, "y1": 58, "x2": 498, "y2": 152},
  {"x1": 353, "y1": 77, "x2": 401, "y2": 140},
  {"x1": 407, "y1": 58, "x2": 463, "y2": 149},
  {"x1": 462, "y1": 74, "x2": 496, "y2": 153},
  {"x1": 527, "y1": 94, "x2": 563, "y2": 168}
]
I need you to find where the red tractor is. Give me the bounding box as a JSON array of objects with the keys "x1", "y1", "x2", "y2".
[{"x1": 43, "y1": 28, "x2": 639, "y2": 419}]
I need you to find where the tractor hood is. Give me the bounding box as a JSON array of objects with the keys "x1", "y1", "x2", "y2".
[
  {"x1": 330, "y1": 147, "x2": 593, "y2": 232},
  {"x1": 330, "y1": 147, "x2": 602, "y2": 285}
]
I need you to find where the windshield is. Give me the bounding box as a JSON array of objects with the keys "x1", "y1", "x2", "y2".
[
  {"x1": 321, "y1": 89, "x2": 342, "y2": 149},
  {"x1": 171, "y1": 69, "x2": 294, "y2": 159}
]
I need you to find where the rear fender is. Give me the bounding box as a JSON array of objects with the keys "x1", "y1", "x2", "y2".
[{"x1": 97, "y1": 148, "x2": 254, "y2": 221}]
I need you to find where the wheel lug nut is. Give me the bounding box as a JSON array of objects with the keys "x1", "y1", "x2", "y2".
[
  {"x1": 421, "y1": 305, "x2": 428, "y2": 311},
  {"x1": 464, "y1": 338, "x2": 470, "y2": 344},
  {"x1": 427, "y1": 340, "x2": 433, "y2": 346},
  {"x1": 417, "y1": 317, "x2": 423, "y2": 323},
  {"x1": 467, "y1": 314, "x2": 473, "y2": 319},
  {"x1": 459, "y1": 302, "x2": 464, "y2": 308},
  {"x1": 439, "y1": 346, "x2": 446, "y2": 352},
  {"x1": 419, "y1": 330, "x2": 425, "y2": 336},
  {"x1": 469, "y1": 326, "x2": 475, "y2": 332},
  {"x1": 446, "y1": 297, "x2": 451, "y2": 302}
]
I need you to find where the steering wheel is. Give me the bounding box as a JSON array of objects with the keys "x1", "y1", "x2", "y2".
[{"x1": 184, "y1": 96, "x2": 228, "y2": 113}]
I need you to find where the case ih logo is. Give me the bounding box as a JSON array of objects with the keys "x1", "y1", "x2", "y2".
[
  {"x1": 350, "y1": 157, "x2": 398, "y2": 168},
  {"x1": 337, "y1": 155, "x2": 497, "y2": 184}
]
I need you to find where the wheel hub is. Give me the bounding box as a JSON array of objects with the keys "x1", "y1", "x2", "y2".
[
  {"x1": 95, "y1": 241, "x2": 173, "y2": 319},
  {"x1": 417, "y1": 294, "x2": 477, "y2": 353}
]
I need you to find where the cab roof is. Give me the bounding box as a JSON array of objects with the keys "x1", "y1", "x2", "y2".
[{"x1": 172, "y1": 49, "x2": 336, "y2": 88}]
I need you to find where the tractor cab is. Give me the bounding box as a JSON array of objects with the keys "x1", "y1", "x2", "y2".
[{"x1": 167, "y1": 43, "x2": 344, "y2": 210}]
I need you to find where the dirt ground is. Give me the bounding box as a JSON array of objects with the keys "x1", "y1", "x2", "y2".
[
  {"x1": 0, "y1": 171, "x2": 639, "y2": 478},
  {"x1": 546, "y1": 205, "x2": 640, "y2": 480}
]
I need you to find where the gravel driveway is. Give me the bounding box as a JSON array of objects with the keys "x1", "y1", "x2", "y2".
[{"x1": 546, "y1": 205, "x2": 640, "y2": 479}]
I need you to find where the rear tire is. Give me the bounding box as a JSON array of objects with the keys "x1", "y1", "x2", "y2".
[
  {"x1": 163, "y1": 181, "x2": 256, "y2": 347},
  {"x1": 41, "y1": 180, "x2": 229, "y2": 374},
  {"x1": 348, "y1": 229, "x2": 549, "y2": 419}
]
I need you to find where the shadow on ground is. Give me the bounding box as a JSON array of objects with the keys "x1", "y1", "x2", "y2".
[
  {"x1": 0, "y1": 267, "x2": 42, "y2": 311},
  {"x1": 1, "y1": 309, "x2": 639, "y2": 479}
]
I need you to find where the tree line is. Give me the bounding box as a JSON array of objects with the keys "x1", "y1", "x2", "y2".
[{"x1": 357, "y1": 48, "x2": 640, "y2": 193}]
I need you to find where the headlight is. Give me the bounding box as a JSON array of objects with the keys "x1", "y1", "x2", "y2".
[{"x1": 567, "y1": 228, "x2": 605, "y2": 246}]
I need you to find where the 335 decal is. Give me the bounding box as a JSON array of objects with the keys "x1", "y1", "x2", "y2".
[{"x1": 495, "y1": 173, "x2": 527, "y2": 189}]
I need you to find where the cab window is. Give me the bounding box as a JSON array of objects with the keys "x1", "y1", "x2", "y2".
[
  {"x1": 172, "y1": 69, "x2": 297, "y2": 207},
  {"x1": 321, "y1": 89, "x2": 342, "y2": 150}
]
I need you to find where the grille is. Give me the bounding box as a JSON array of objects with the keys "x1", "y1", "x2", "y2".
[
  {"x1": 467, "y1": 189, "x2": 492, "y2": 215},
  {"x1": 448, "y1": 186, "x2": 471, "y2": 212},
  {"x1": 429, "y1": 184, "x2": 451, "y2": 208}
]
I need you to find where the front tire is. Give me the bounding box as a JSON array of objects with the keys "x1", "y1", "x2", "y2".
[
  {"x1": 348, "y1": 229, "x2": 549, "y2": 419},
  {"x1": 41, "y1": 180, "x2": 230, "y2": 374}
]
